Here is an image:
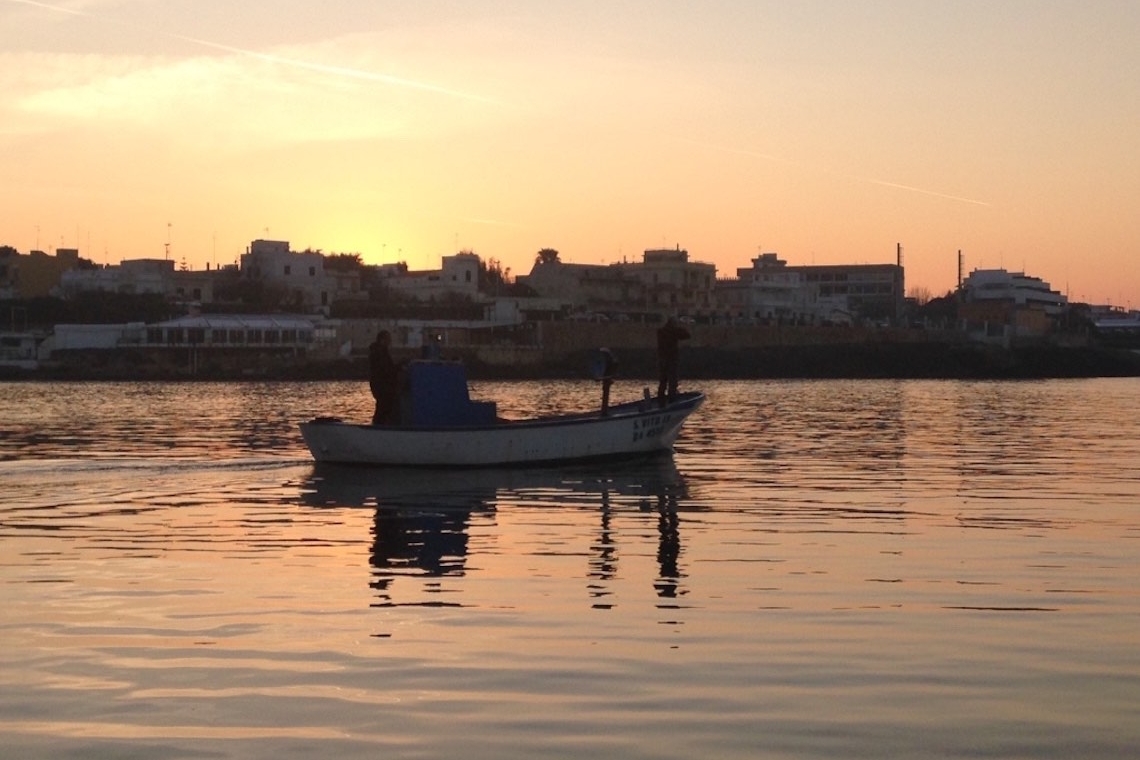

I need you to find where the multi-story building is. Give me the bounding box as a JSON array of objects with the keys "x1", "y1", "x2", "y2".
[
  {"x1": 518, "y1": 247, "x2": 716, "y2": 319},
  {"x1": 717, "y1": 253, "x2": 905, "y2": 324},
  {"x1": 59, "y1": 258, "x2": 167, "y2": 296},
  {"x1": 241, "y1": 240, "x2": 335, "y2": 311},
  {"x1": 57, "y1": 257, "x2": 216, "y2": 304},
  {"x1": 957, "y1": 268, "x2": 1068, "y2": 342},
  {"x1": 1, "y1": 248, "x2": 82, "y2": 298},
  {"x1": 518, "y1": 257, "x2": 638, "y2": 314},
  {"x1": 717, "y1": 252, "x2": 815, "y2": 323},
  {"x1": 616, "y1": 248, "x2": 717, "y2": 316},
  {"x1": 379, "y1": 252, "x2": 481, "y2": 302},
  {"x1": 960, "y1": 269, "x2": 1067, "y2": 316}
]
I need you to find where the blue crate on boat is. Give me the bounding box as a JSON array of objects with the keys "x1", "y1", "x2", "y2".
[{"x1": 403, "y1": 360, "x2": 497, "y2": 427}]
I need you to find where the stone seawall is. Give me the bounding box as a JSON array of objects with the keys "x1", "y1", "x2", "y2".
[
  {"x1": 11, "y1": 323, "x2": 1139, "y2": 381},
  {"x1": 533, "y1": 321, "x2": 959, "y2": 354}
]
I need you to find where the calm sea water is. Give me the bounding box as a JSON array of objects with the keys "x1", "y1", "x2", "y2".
[{"x1": 2, "y1": 378, "x2": 1139, "y2": 759}]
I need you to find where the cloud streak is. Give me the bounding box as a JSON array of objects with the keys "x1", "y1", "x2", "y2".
[
  {"x1": 694, "y1": 140, "x2": 992, "y2": 208},
  {"x1": 4, "y1": 0, "x2": 498, "y2": 104}
]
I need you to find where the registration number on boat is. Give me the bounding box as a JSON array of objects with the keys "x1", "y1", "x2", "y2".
[{"x1": 631, "y1": 413, "x2": 671, "y2": 443}]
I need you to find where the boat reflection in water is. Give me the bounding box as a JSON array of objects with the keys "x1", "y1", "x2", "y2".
[{"x1": 298, "y1": 455, "x2": 692, "y2": 606}]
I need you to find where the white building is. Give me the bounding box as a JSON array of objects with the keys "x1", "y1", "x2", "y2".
[
  {"x1": 59, "y1": 259, "x2": 173, "y2": 297},
  {"x1": 379, "y1": 252, "x2": 481, "y2": 302},
  {"x1": 717, "y1": 252, "x2": 818, "y2": 323},
  {"x1": 241, "y1": 240, "x2": 335, "y2": 311},
  {"x1": 961, "y1": 269, "x2": 1067, "y2": 316},
  {"x1": 49, "y1": 315, "x2": 333, "y2": 353},
  {"x1": 56, "y1": 258, "x2": 216, "y2": 303}
]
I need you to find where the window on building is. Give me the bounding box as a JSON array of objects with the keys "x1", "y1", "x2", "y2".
[
  {"x1": 146, "y1": 328, "x2": 163, "y2": 343},
  {"x1": 188, "y1": 328, "x2": 205, "y2": 344},
  {"x1": 284, "y1": 265, "x2": 291, "y2": 276},
  {"x1": 248, "y1": 330, "x2": 262, "y2": 344},
  {"x1": 229, "y1": 329, "x2": 243, "y2": 343},
  {"x1": 309, "y1": 266, "x2": 316, "y2": 276},
  {"x1": 282, "y1": 329, "x2": 297, "y2": 343},
  {"x1": 264, "y1": 330, "x2": 279, "y2": 344},
  {"x1": 212, "y1": 329, "x2": 227, "y2": 344},
  {"x1": 167, "y1": 328, "x2": 185, "y2": 344}
]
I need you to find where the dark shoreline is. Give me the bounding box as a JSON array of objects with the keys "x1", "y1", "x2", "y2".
[{"x1": 6, "y1": 342, "x2": 1140, "y2": 382}]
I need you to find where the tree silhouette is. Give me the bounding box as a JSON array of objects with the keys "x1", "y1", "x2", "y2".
[{"x1": 535, "y1": 248, "x2": 560, "y2": 265}]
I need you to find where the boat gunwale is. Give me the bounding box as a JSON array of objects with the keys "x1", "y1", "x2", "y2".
[{"x1": 301, "y1": 391, "x2": 705, "y2": 435}]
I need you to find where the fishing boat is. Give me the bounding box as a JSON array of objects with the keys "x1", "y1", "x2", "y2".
[{"x1": 299, "y1": 360, "x2": 704, "y2": 467}]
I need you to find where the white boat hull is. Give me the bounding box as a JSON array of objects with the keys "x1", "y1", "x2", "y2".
[{"x1": 300, "y1": 392, "x2": 704, "y2": 467}]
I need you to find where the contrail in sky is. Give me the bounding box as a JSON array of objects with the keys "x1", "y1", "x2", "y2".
[
  {"x1": 845, "y1": 177, "x2": 991, "y2": 207},
  {"x1": 5, "y1": 0, "x2": 497, "y2": 104},
  {"x1": 696, "y1": 141, "x2": 992, "y2": 207}
]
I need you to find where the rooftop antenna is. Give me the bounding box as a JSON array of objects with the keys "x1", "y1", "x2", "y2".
[{"x1": 165, "y1": 222, "x2": 172, "y2": 261}]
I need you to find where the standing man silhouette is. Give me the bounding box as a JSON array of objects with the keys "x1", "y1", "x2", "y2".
[
  {"x1": 369, "y1": 330, "x2": 401, "y2": 425},
  {"x1": 656, "y1": 317, "x2": 690, "y2": 406}
]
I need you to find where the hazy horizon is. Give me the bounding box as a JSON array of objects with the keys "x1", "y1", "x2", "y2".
[{"x1": 4, "y1": 0, "x2": 1138, "y2": 306}]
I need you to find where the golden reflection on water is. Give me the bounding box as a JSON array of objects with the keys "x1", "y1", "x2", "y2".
[{"x1": 2, "y1": 378, "x2": 1140, "y2": 758}]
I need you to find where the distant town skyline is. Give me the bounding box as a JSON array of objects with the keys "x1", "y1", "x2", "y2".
[{"x1": 3, "y1": 0, "x2": 1138, "y2": 307}]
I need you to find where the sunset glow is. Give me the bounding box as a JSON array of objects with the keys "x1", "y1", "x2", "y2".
[{"x1": 4, "y1": 0, "x2": 1138, "y2": 304}]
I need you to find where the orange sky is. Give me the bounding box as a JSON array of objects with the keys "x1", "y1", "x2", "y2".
[{"x1": 3, "y1": 0, "x2": 1139, "y2": 306}]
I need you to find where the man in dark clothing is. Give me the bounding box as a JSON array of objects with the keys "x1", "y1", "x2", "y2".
[
  {"x1": 656, "y1": 317, "x2": 690, "y2": 405},
  {"x1": 597, "y1": 347, "x2": 617, "y2": 415},
  {"x1": 369, "y1": 330, "x2": 401, "y2": 425}
]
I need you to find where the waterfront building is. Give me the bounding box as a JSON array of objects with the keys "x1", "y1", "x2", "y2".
[
  {"x1": 378, "y1": 252, "x2": 481, "y2": 302},
  {"x1": 1, "y1": 248, "x2": 82, "y2": 298},
  {"x1": 519, "y1": 257, "x2": 639, "y2": 315},
  {"x1": 616, "y1": 248, "x2": 716, "y2": 316},
  {"x1": 0, "y1": 330, "x2": 41, "y2": 370},
  {"x1": 960, "y1": 268, "x2": 1067, "y2": 316},
  {"x1": 957, "y1": 268, "x2": 1068, "y2": 344},
  {"x1": 59, "y1": 258, "x2": 172, "y2": 297},
  {"x1": 716, "y1": 252, "x2": 905, "y2": 324},
  {"x1": 57, "y1": 257, "x2": 217, "y2": 304},
  {"x1": 717, "y1": 252, "x2": 816, "y2": 324},
  {"x1": 518, "y1": 246, "x2": 715, "y2": 320},
  {"x1": 241, "y1": 240, "x2": 337, "y2": 312}
]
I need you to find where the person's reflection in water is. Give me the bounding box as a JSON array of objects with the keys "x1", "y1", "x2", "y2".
[
  {"x1": 588, "y1": 489, "x2": 617, "y2": 607},
  {"x1": 300, "y1": 465, "x2": 493, "y2": 607},
  {"x1": 367, "y1": 502, "x2": 483, "y2": 609},
  {"x1": 653, "y1": 489, "x2": 682, "y2": 599},
  {"x1": 369, "y1": 504, "x2": 475, "y2": 605}
]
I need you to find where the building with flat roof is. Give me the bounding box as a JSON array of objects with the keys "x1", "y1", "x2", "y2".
[
  {"x1": 380, "y1": 252, "x2": 481, "y2": 302},
  {"x1": 518, "y1": 246, "x2": 716, "y2": 319},
  {"x1": 1, "y1": 248, "x2": 82, "y2": 298},
  {"x1": 717, "y1": 252, "x2": 905, "y2": 324},
  {"x1": 960, "y1": 268, "x2": 1067, "y2": 316}
]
